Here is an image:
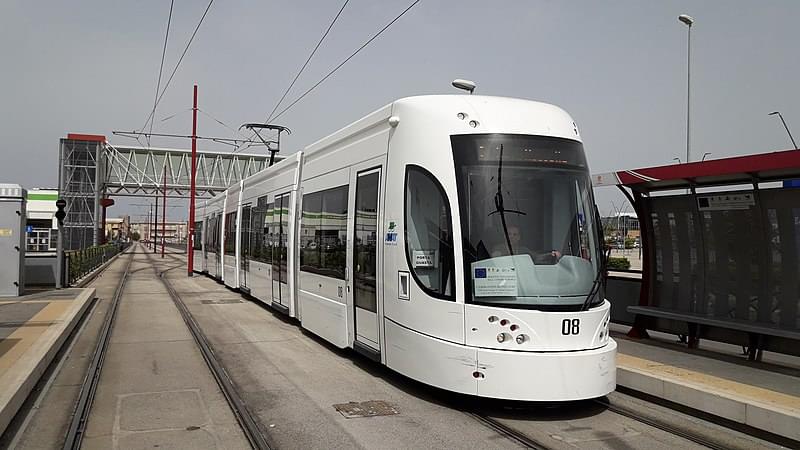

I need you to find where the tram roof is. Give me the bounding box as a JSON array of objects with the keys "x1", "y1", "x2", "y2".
[{"x1": 592, "y1": 148, "x2": 800, "y2": 191}]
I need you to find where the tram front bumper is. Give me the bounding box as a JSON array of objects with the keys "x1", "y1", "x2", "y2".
[{"x1": 475, "y1": 339, "x2": 617, "y2": 401}]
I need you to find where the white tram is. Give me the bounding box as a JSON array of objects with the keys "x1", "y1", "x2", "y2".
[{"x1": 192, "y1": 95, "x2": 617, "y2": 401}]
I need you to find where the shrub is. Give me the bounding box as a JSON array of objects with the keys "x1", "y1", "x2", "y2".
[{"x1": 607, "y1": 257, "x2": 631, "y2": 270}]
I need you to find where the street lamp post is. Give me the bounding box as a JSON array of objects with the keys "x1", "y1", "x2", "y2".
[
  {"x1": 768, "y1": 111, "x2": 798, "y2": 149},
  {"x1": 679, "y1": 14, "x2": 694, "y2": 164}
]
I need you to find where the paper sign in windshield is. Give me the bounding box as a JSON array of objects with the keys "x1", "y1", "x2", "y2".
[
  {"x1": 413, "y1": 250, "x2": 436, "y2": 268},
  {"x1": 474, "y1": 266, "x2": 518, "y2": 297}
]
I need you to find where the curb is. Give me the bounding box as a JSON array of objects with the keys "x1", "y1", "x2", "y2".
[{"x1": 617, "y1": 364, "x2": 800, "y2": 442}]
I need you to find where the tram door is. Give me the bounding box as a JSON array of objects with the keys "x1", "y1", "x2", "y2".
[
  {"x1": 350, "y1": 168, "x2": 381, "y2": 351},
  {"x1": 239, "y1": 205, "x2": 251, "y2": 289}
]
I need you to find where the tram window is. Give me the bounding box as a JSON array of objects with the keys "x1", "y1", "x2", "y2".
[
  {"x1": 241, "y1": 206, "x2": 252, "y2": 258},
  {"x1": 300, "y1": 185, "x2": 348, "y2": 279},
  {"x1": 193, "y1": 221, "x2": 202, "y2": 250},
  {"x1": 404, "y1": 166, "x2": 455, "y2": 300},
  {"x1": 224, "y1": 212, "x2": 236, "y2": 255},
  {"x1": 264, "y1": 202, "x2": 274, "y2": 264},
  {"x1": 301, "y1": 192, "x2": 322, "y2": 271},
  {"x1": 250, "y1": 196, "x2": 268, "y2": 262}
]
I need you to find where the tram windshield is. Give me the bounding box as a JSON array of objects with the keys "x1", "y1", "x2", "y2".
[{"x1": 452, "y1": 134, "x2": 603, "y2": 310}]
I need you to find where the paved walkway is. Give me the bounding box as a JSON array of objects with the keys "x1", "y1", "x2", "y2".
[
  {"x1": 0, "y1": 287, "x2": 95, "y2": 436},
  {"x1": 81, "y1": 244, "x2": 249, "y2": 449}
]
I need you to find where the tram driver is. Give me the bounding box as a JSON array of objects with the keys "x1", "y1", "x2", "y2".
[{"x1": 491, "y1": 224, "x2": 562, "y2": 264}]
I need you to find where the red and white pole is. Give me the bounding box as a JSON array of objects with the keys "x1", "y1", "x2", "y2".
[{"x1": 188, "y1": 85, "x2": 198, "y2": 275}]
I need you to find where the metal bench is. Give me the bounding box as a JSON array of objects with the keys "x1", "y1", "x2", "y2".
[{"x1": 627, "y1": 305, "x2": 800, "y2": 361}]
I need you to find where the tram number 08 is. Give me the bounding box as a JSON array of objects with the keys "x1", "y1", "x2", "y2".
[{"x1": 561, "y1": 319, "x2": 580, "y2": 335}]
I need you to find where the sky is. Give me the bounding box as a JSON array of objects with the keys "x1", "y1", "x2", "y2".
[{"x1": 1, "y1": 1, "x2": 798, "y2": 221}]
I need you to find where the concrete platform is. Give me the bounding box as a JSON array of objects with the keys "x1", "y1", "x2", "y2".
[
  {"x1": 0, "y1": 287, "x2": 96, "y2": 435},
  {"x1": 614, "y1": 326, "x2": 800, "y2": 443}
]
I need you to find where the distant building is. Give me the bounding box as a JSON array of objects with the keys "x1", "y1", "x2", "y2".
[
  {"x1": 25, "y1": 188, "x2": 58, "y2": 254},
  {"x1": 104, "y1": 216, "x2": 130, "y2": 241},
  {"x1": 602, "y1": 212, "x2": 640, "y2": 240},
  {"x1": 130, "y1": 221, "x2": 187, "y2": 244}
]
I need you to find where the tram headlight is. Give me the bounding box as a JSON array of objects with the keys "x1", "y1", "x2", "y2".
[
  {"x1": 497, "y1": 333, "x2": 511, "y2": 343},
  {"x1": 515, "y1": 334, "x2": 528, "y2": 344}
]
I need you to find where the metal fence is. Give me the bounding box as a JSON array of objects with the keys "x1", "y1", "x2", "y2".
[{"x1": 65, "y1": 242, "x2": 130, "y2": 286}]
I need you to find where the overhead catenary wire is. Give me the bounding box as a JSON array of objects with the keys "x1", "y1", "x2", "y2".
[
  {"x1": 235, "y1": 0, "x2": 349, "y2": 154},
  {"x1": 265, "y1": 0, "x2": 350, "y2": 125},
  {"x1": 146, "y1": 0, "x2": 175, "y2": 146},
  {"x1": 269, "y1": 0, "x2": 421, "y2": 123},
  {"x1": 139, "y1": 0, "x2": 215, "y2": 137},
  {"x1": 233, "y1": 0, "x2": 421, "y2": 155}
]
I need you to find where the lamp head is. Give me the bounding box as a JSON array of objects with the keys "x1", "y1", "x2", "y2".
[
  {"x1": 678, "y1": 14, "x2": 694, "y2": 26},
  {"x1": 769, "y1": 111, "x2": 780, "y2": 116},
  {"x1": 452, "y1": 79, "x2": 476, "y2": 94}
]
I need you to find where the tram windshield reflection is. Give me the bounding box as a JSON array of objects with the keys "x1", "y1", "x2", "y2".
[{"x1": 452, "y1": 134, "x2": 602, "y2": 309}]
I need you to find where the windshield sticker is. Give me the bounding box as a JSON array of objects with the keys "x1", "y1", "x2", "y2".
[
  {"x1": 413, "y1": 250, "x2": 436, "y2": 268},
  {"x1": 385, "y1": 220, "x2": 398, "y2": 246},
  {"x1": 474, "y1": 266, "x2": 518, "y2": 297}
]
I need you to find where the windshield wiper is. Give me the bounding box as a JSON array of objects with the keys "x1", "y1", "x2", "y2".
[
  {"x1": 581, "y1": 207, "x2": 609, "y2": 311},
  {"x1": 487, "y1": 144, "x2": 525, "y2": 254}
]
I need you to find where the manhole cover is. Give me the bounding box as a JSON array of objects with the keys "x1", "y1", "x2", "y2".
[
  {"x1": 333, "y1": 400, "x2": 399, "y2": 418},
  {"x1": 200, "y1": 299, "x2": 243, "y2": 305}
]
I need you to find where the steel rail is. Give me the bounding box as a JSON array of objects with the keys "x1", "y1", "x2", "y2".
[
  {"x1": 152, "y1": 253, "x2": 272, "y2": 450},
  {"x1": 62, "y1": 249, "x2": 135, "y2": 450},
  {"x1": 593, "y1": 398, "x2": 731, "y2": 450},
  {"x1": 468, "y1": 413, "x2": 551, "y2": 450}
]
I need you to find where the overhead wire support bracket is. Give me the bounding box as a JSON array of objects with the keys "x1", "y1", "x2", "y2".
[
  {"x1": 239, "y1": 123, "x2": 291, "y2": 166},
  {"x1": 111, "y1": 130, "x2": 265, "y2": 148}
]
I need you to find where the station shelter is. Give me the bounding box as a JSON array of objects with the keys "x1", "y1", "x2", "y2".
[{"x1": 594, "y1": 149, "x2": 800, "y2": 360}]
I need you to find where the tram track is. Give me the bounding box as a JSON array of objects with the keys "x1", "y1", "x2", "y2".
[
  {"x1": 148, "y1": 251, "x2": 273, "y2": 450},
  {"x1": 468, "y1": 395, "x2": 739, "y2": 450},
  {"x1": 468, "y1": 413, "x2": 551, "y2": 450},
  {"x1": 62, "y1": 249, "x2": 135, "y2": 450},
  {"x1": 591, "y1": 397, "x2": 732, "y2": 450},
  {"x1": 137, "y1": 248, "x2": 763, "y2": 450}
]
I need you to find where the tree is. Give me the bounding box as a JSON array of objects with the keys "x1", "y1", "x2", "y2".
[{"x1": 130, "y1": 231, "x2": 140, "y2": 241}]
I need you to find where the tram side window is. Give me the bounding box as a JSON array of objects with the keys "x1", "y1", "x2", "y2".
[
  {"x1": 193, "y1": 221, "x2": 202, "y2": 250},
  {"x1": 250, "y1": 196, "x2": 268, "y2": 262},
  {"x1": 224, "y1": 212, "x2": 236, "y2": 255},
  {"x1": 301, "y1": 192, "x2": 323, "y2": 271},
  {"x1": 205, "y1": 217, "x2": 214, "y2": 249},
  {"x1": 241, "y1": 206, "x2": 252, "y2": 258},
  {"x1": 300, "y1": 185, "x2": 348, "y2": 279},
  {"x1": 264, "y1": 202, "x2": 274, "y2": 264},
  {"x1": 404, "y1": 166, "x2": 455, "y2": 300}
]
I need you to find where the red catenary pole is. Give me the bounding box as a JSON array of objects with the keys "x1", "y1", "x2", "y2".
[{"x1": 188, "y1": 85, "x2": 198, "y2": 275}]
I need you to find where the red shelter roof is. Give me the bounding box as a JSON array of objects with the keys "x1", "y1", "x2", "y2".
[{"x1": 593, "y1": 148, "x2": 800, "y2": 191}]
